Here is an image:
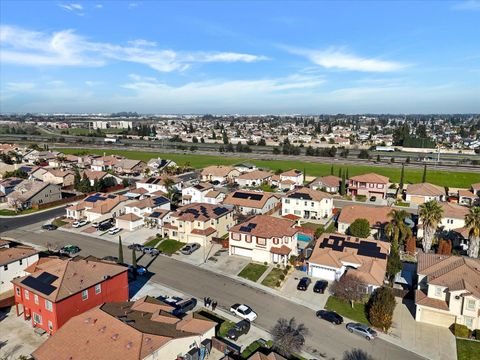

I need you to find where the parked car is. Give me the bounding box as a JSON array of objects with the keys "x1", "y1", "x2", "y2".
[
  {"x1": 72, "y1": 220, "x2": 88, "y2": 228},
  {"x1": 108, "y1": 227, "x2": 121, "y2": 235},
  {"x1": 172, "y1": 298, "x2": 197, "y2": 316},
  {"x1": 230, "y1": 303, "x2": 257, "y2": 322},
  {"x1": 59, "y1": 245, "x2": 80, "y2": 256},
  {"x1": 313, "y1": 280, "x2": 328, "y2": 294},
  {"x1": 92, "y1": 222, "x2": 99, "y2": 228},
  {"x1": 297, "y1": 277, "x2": 311, "y2": 291},
  {"x1": 98, "y1": 222, "x2": 113, "y2": 231},
  {"x1": 101, "y1": 256, "x2": 118, "y2": 262},
  {"x1": 128, "y1": 243, "x2": 143, "y2": 251},
  {"x1": 346, "y1": 323, "x2": 378, "y2": 340},
  {"x1": 226, "y1": 320, "x2": 251, "y2": 340},
  {"x1": 180, "y1": 243, "x2": 201, "y2": 255},
  {"x1": 42, "y1": 224, "x2": 57, "y2": 231},
  {"x1": 316, "y1": 310, "x2": 343, "y2": 325},
  {"x1": 128, "y1": 265, "x2": 147, "y2": 276}
]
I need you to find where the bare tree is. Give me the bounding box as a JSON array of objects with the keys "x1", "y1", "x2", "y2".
[
  {"x1": 343, "y1": 349, "x2": 375, "y2": 360},
  {"x1": 331, "y1": 273, "x2": 366, "y2": 308},
  {"x1": 272, "y1": 317, "x2": 308, "y2": 358}
]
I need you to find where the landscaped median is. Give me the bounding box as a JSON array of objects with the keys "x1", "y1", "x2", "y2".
[{"x1": 238, "y1": 263, "x2": 268, "y2": 282}]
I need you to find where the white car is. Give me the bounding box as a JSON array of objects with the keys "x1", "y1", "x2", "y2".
[
  {"x1": 108, "y1": 227, "x2": 121, "y2": 235},
  {"x1": 230, "y1": 303, "x2": 257, "y2": 322},
  {"x1": 72, "y1": 220, "x2": 88, "y2": 228}
]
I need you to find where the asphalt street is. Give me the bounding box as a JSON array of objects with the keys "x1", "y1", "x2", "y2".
[{"x1": 0, "y1": 211, "x2": 425, "y2": 360}]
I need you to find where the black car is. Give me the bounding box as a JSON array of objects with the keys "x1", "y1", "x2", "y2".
[
  {"x1": 98, "y1": 222, "x2": 113, "y2": 231},
  {"x1": 172, "y1": 298, "x2": 197, "y2": 316},
  {"x1": 226, "y1": 320, "x2": 251, "y2": 340},
  {"x1": 297, "y1": 277, "x2": 311, "y2": 291},
  {"x1": 316, "y1": 310, "x2": 343, "y2": 325},
  {"x1": 313, "y1": 280, "x2": 328, "y2": 294},
  {"x1": 128, "y1": 243, "x2": 143, "y2": 251},
  {"x1": 42, "y1": 224, "x2": 57, "y2": 231}
]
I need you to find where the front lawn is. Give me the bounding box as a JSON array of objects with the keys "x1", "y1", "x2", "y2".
[
  {"x1": 457, "y1": 339, "x2": 480, "y2": 360},
  {"x1": 52, "y1": 217, "x2": 68, "y2": 227},
  {"x1": 261, "y1": 268, "x2": 285, "y2": 288},
  {"x1": 156, "y1": 239, "x2": 185, "y2": 254},
  {"x1": 238, "y1": 263, "x2": 268, "y2": 282},
  {"x1": 324, "y1": 296, "x2": 369, "y2": 324},
  {"x1": 143, "y1": 237, "x2": 161, "y2": 248}
]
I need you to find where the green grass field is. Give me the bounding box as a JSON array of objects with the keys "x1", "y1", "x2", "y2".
[
  {"x1": 261, "y1": 268, "x2": 285, "y2": 288},
  {"x1": 456, "y1": 339, "x2": 480, "y2": 360},
  {"x1": 238, "y1": 263, "x2": 268, "y2": 282},
  {"x1": 156, "y1": 239, "x2": 185, "y2": 254},
  {"x1": 325, "y1": 296, "x2": 370, "y2": 324},
  {"x1": 56, "y1": 148, "x2": 479, "y2": 188}
]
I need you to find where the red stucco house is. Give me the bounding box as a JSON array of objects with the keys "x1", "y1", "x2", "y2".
[{"x1": 11, "y1": 256, "x2": 128, "y2": 335}]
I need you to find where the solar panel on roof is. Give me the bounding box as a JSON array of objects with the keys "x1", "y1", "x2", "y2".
[
  {"x1": 37, "y1": 272, "x2": 58, "y2": 285},
  {"x1": 232, "y1": 192, "x2": 263, "y2": 201},
  {"x1": 21, "y1": 275, "x2": 57, "y2": 295},
  {"x1": 153, "y1": 197, "x2": 168, "y2": 206},
  {"x1": 319, "y1": 235, "x2": 387, "y2": 260},
  {"x1": 213, "y1": 207, "x2": 228, "y2": 216}
]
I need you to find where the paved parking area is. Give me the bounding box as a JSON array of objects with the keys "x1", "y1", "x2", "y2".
[
  {"x1": 0, "y1": 307, "x2": 47, "y2": 359},
  {"x1": 280, "y1": 270, "x2": 329, "y2": 310}
]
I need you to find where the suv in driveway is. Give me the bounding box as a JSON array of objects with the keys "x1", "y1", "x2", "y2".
[
  {"x1": 346, "y1": 323, "x2": 377, "y2": 340},
  {"x1": 226, "y1": 320, "x2": 251, "y2": 341},
  {"x1": 172, "y1": 298, "x2": 197, "y2": 316},
  {"x1": 297, "y1": 277, "x2": 311, "y2": 291},
  {"x1": 180, "y1": 243, "x2": 200, "y2": 255},
  {"x1": 313, "y1": 280, "x2": 328, "y2": 293}
]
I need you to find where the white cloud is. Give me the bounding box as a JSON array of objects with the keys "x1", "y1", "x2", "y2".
[
  {"x1": 95, "y1": 4, "x2": 103, "y2": 9},
  {"x1": 0, "y1": 25, "x2": 267, "y2": 72},
  {"x1": 5, "y1": 82, "x2": 36, "y2": 92},
  {"x1": 128, "y1": 3, "x2": 138, "y2": 8},
  {"x1": 58, "y1": 3, "x2": 84, "y2": 15},
  {"x1": 85, "y1": 80, "x2": 103, "y2": 86},
  {"x1": 453, "y1": 1, "x2": 480, "y2": 10},
  {"x1": 285, "y1": 46, "x2": 408, "y2": 72}
]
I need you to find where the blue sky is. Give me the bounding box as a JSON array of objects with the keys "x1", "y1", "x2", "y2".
[{"x1": 1, "y1": 0, "x2": 479, "y2": 114}]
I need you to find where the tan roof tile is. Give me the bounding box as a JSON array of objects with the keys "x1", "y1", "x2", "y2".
[
  {"x1": 350, "y1": 173, "x2": 389, "y2": 184},
  {"x1": 231, "y1": 215, "x2": 298, "y2": 238},
  {"x1": 406, "y1": 183, "x2": 445, "y2": 197},
  {"x1": 338, "y1": 205, "x2": 391, "y2": 227}
]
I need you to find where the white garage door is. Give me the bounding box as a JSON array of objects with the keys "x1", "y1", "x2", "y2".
[
  {"x1": 231, "y1": 246, "x2": 253, "y2": 258},
  {"x1": 420, "y1": 309, "x2": 455, "y2": 328},
  {"x1": 309, "y1": 264, "x2": 336, "y2": 281}
]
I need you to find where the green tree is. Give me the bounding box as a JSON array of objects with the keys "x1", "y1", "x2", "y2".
[
  {"x1": 348, "y1": 218, "x2": 371, "y2": 238},
  {"x1": 330, "y1": 164, "x2": 334, "y2": 175},
  {"x1": 163, "y1": 177, "x2": 176, "y2": 201},
  {"x1": 465, "y1": 206, "x2": 480, "y2": 258},
  {"x1": 385, "y1": 209, "x2": 412, "y2": 249},
  {"x1": 422, "y1": 165, "x2": 427, "y2": 182},
  {"x1": 358, "y1": 149, "x2": 370, "y2": 159},
  {"x1": 368, "y1": 287, "x2": 396, "y2": 331},
  {"x1": 419, "y1": 200, "x2": 443, "y2": 252},
  {"x1": 118, "y1": 236, "x2": 124, "y2": 264},
  {"x1": 340, "y1": 170, "x2": 347, "y2": 196},
  {"x1": 386, "y1": 249, "x2": 402, "y2": 281},
  {"x1": 314, "y1": 225, "x2": 325, "y2": 239},
  {"x1": 399, "y1": 164, "x2": 405, "y2": 190},
  {"x1": 257, "y1": 138, "x2": 266, "y2": 146}
]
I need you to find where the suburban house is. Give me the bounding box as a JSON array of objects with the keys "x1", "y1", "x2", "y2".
[
  {"x1": 144, "y1": 209, "x2": 172, "y2": 230},
  {"x1": 307, "y1": 233, "x2": 390, "y2": 293},
  {"x1": 471, "y1": 183, "x2": 480, "y2": 197},
  {"x1": 124, "y1": 196, "x2": 171, "y2": 217},
  {"x1": 29, "y1": 167, "x2": 48, "y2": 182},
  {"x1": 81, "y1": 170, "x2": 121, "y2": 187},
  {"x1": 164, "y1": 203, "x2": 234, "y2": 247},
  {"x1": 66, "y1": 193, "x2": 130, "y2": 222},
  {"x1": 23, "y1": 150, "x2": 61, "y2": 164},
  {"x1": 235, "y1": 170, "x2": 273, "y2": 188},
  {"x1": 182, "y1": 182, "x2": 216, "y2": 205},
  {"x1": 348, "y1": 173, "x2": 390, "y2": 199},
  {"x1": 200, "y1": 165, "x2": 240, "y2": 184},
  {"x1": 42, "y1": 169, "x2": 75, "y2": 187},
  {"x1": 147, "y1": 157, "x2": 178, "y2": 173},
  {"x1": 234, "y1": 162, "x2": 258, "y2": 173},
  {"x1": 405, "y1": 183, "x2": 446, "y2": 205},
  {"x1": 281, "y1": 187, "x2": 333, "y2": 220},
  {"x1": 136, "y1": 176, "x2": 183, "y2": 194},
  {"x1": 115, "y1": 213, "x2": 145, "y2": 231},
  {"x1": 280, "y1": 169, "x2": 304, "y2": 186},
  {"x1": 0, "y1": 177, "x2": 23, "y2": 200},
  {"x1": 113, "y1": 159, "x2": 146, "y2": 175},
  {"x1": 337, "y1": 205, "x2": 391, "y2": 238},
  {"x1": 310, "y1": 175, "x2": 341, "y2": 193},
  {"x1": 229, "y1": 215, "x2": 299, "y2": 265},
  {"x1": 223, "y1": 190, "x2": 280, "y2": 215},
  {"x1": 12, "y1": 256, "x2": 128, "y2": 335},
  {"x1": 31, "y1": 296, "x2": 216, "y2": 360},
  {"x1": 417, "y1": 202, "x2": 469, "y2": 238},
  {"x1": 415, "y1": 253, "x2": 480, "y2": 330},
  {"x1": 90, "y1": 155, "x2": 121, "y2": 172},
  {"x1": 0, "y1": 240, "x2": 39, "y2": 296},
  {"x1": 458, "y1": 189, "x2": 477, "y2": 206},
  {"x1": 7, "y1": 181, "x2": 62, "y2": 210}
]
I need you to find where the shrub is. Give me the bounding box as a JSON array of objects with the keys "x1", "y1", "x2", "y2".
[
  {"x1": 451, "y1": 323, "x2": 471, "y2": 338},
  {"x1": 368, "y1": 287, "x2": 396, "y2": 331},
  {"x1": 475, "y1": 329, "x2": 480, "y2": 340},
  {"x1": 283, "y1": 268, "x2": 288, "y2": 275},
  {"x1": 279, "y1": 274, "x2": 285, "y2": 281},
  {"x1": 264, "y1": 261, "x2": 268, "y2": 266},
  {"x1": 275, "y1": 280, "x2": 281, "y2": 287},
  {"x1": 348, "y1": 218, "x2": 371, "y2": 238},
  {"x1": 286, "y1": 265, "x2": 291, "y2": 271},
  {"x1": 276, "y1": 264, "x2": 280, "y2": 268}
]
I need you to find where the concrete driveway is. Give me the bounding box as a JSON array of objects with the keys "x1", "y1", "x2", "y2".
[
  {"x1": 386, "y1": 299, "x2": 457, "y2": 360},
  {"x1": 280, "y1": 270, "x2": 329, "y2": 311}
]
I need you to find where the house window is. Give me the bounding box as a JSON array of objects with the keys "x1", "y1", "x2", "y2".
[
  {"x1": 467, "y1": 299, "x2": 476, "y2": 310},
  {"x1": 82, "y1": 289, "x2": 88, "y2": 301},
  {"x1": 294, "y1": 210, "x2": 301, "y2": 215},
  {"x1": 34, "y1": 294, "x2": 39, "y2": 304},
  {"x1": 257, "y1": 237, "x2": 266, "y2": 246},
  {"x1": 285, "y1": 199, "x2": 290, "y2": 204},
  {"x1": 311, "y1": 202, "x2": 314, "y2": 207},
  {"x1": 16, "y1": 287, "x2": 20, "y2": 296},
  {"x1": 465, "y1": 316, "x2": 473, "y2": 328},
  {"x1": 435, "y1": 287, "x2": 442, "y2": 296},
  {"x1": 95, "y1": 284, "x2": 102, "y2": 294},
  {"x1": 45, "y1": 300, "x2": 53, "y2": 312},
  {"x1": 24, "y1": 290, "x2": 29, "y2": 300},
  {"x1": 245, "y1": 235, "x2": 252, "y2": 243},
  {"x1": 48, "y1": 321, "x2": 53, "y2": 331},
  {"x1": 19, "y1": 259, "x2": 23, "y2": 266},
  {"x1": 33, "y1": 312, "x2": 42, "y2": 324},
  {"x1": 273, "y1": 238, "x2": 279, "y2": 245}
]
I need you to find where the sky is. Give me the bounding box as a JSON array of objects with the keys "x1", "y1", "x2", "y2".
[{"x1": 0, "y1": 0, "x2": 479, "y2": 114}]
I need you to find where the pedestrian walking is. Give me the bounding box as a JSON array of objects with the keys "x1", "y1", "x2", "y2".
[
  {"x1": 206, "y1": 297, "x2": 211, "y2": 308},
  {"x1": 212, "y1": 300, "x2": 217, "y2": 311},
  {"x1": 203, "y1": 297, "x2": 207, "y2": 307}
]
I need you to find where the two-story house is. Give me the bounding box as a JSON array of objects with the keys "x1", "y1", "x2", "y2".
[
  {"x1": 348, "y1": 173, "x2": 390, "y2": 199},
  {"x1": 90, "y1": 155, "x2": 121, "y2": 172},
  {"x1": 282, "y1": 187, "x2": 333, "y2": 220},
  {"x1": 31, "y1": 296, "x2": 216, "y2": 360},
  {"x1": 280, "y1": 169, "x2": 304, "y2": 186},
  {"x1": 337, "y1": 205, "x2": 392, "y2": 239},
  {"x1": 307, "y1": 233, "x2": 390, "y2": 293},
  {"x1": 235, "y1": 170, "x2": 273, "y2": 188},
  {"x1": 182, "y1": 182, "x2": 214, "y2": 205},
  {"x1": 66, "y1": 193, "x2": 130, "y2": 222},
  {"x1": 405, "y1": 183, "x2": 446, "y2": 205},
  {"x1": 309, "y1": 175, "x2": 341, "y2": 194},
  {"x1": 7, "y1": 181, "x2": 62, "y2": 210},
  {"x1": 415, "y1": 253, "x2": 480, "y2": 330},
  {"x1": 200, "y1": 165, "x2": 240, "y2": 184},
  {"x1": 223, "y1": 190, "x2": 280, "y2": 215},
  {"x1": 41, "y1": 169, "x2": 75, "y2": 187},
  {"x1": 113, "y1": 159, "x2": 146, "y2": 176},
  {"x1": 0, "y1": 240, "x2": 39, "y2": 296},
  {"x1": 417, "y1": 202, "x2": 469, "y2": 238},
  {"x1": 136, "y1": 176, "x2": 183, "y2": 194},
  {"x1": 164, "y1": 203, "x2": 234, "y2": 247},
  {"x1": 229, "y1": 215, "x2": 299, "y2": 265},
  {"x1": 12, "y1": 256, "x2": 128, "y2": 335}
]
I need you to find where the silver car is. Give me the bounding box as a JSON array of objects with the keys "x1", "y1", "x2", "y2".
[
  {"x1": 346, "y1": 323, "x2": 378, "y2": 340},
  {"x1": 180, "y1": 243, "x2": 201, "y2": 255}
]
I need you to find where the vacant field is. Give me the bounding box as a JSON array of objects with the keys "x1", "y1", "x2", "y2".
[{"x1": 56, "y1": 148, "x2": 478, "y2": 187}]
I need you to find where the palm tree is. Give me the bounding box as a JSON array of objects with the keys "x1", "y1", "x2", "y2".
[
  {"x1": 419, "y1": 200, "x2": 443, "y2": 253},
  {"x1": 272, "y1": 317, "x2": 308, "y2": 357},
  {"x1": 162, "y1": 177, "x2": 176, "y2": 201},
  {"x1": 385, "y1": 209, "x2": 412, "y2": 251},
  {"x1": 465, "y1": 207, "x2": 480, "y2": 258}
]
